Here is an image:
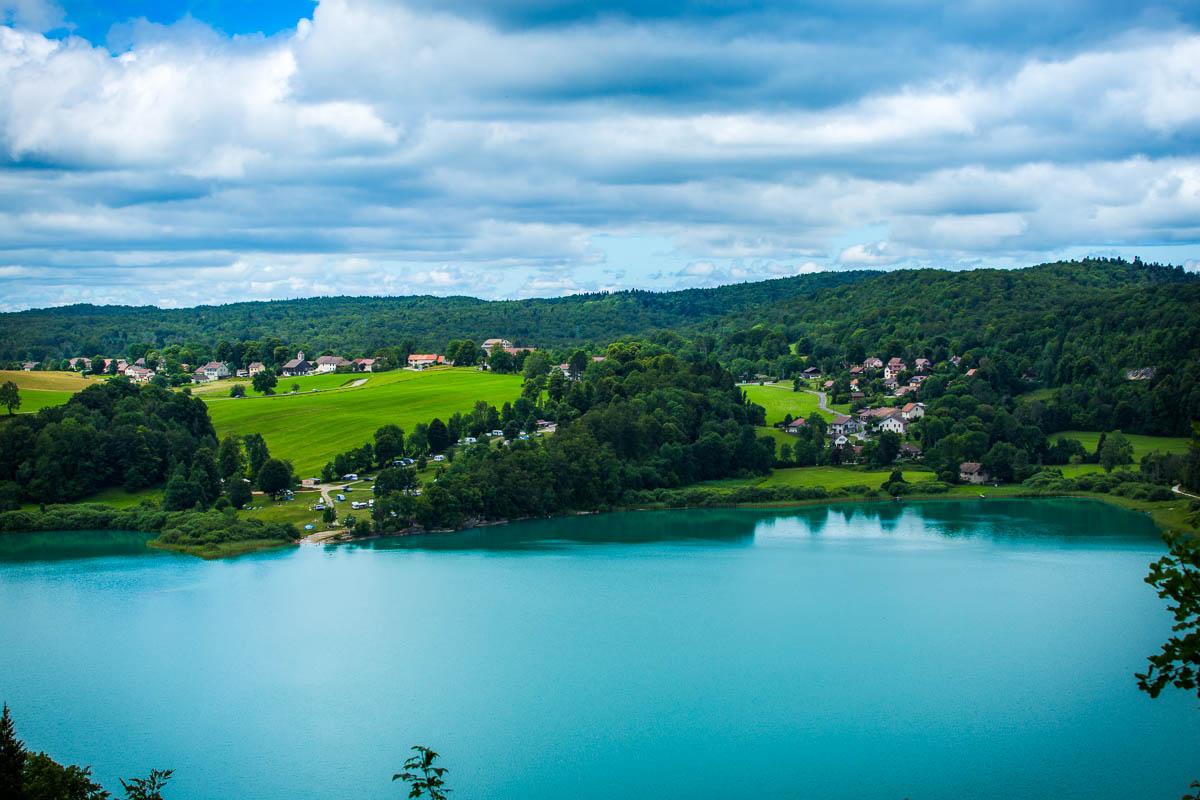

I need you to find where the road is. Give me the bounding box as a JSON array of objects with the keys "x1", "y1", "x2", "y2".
[{"x1": 1172, "y1": 483, "x2": 1200, "y2": 500}]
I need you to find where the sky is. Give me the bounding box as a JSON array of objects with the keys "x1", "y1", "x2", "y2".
[{"x1": 0, "y1": 0, "x2": 1198, "y2": 310}]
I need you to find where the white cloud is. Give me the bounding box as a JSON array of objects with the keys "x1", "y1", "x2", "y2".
[{"x1": 0, "y1": 1, "x2": 1197, "y2": 308}]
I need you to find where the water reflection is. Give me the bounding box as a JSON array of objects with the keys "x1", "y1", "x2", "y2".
[
  {"x1": 350, "y1": 498, "x2": 1162, "y2": 556},
  {"x1": 0, "y1": 529, "x2": 162, "y2": 563}
]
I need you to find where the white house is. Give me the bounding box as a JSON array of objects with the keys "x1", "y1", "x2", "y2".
[
  {"x1": 315, "y1": 355, "x2": 351, "y2": 373},
  {"x1": 125, "y1": 366, "x2": 155, "y2": 382},
  {"x1": 901, "y1": 402, "x2": 925, "y2": 421},
  {"x1": 198, "y1": 361, "x2": 231, "y2": 381},
  {"x1": 407, "y1": 354, "x2": 444, "y2": 369},
  {"x1": 481, "y1": 338, "x2": 512, "y2": 352},
  {"x1": 877, "y1": 412, "x2": 908, "y2": 435}
]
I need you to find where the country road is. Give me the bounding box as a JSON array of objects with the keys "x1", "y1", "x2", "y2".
[{"x1": 1172, "y1": 483, "x2": 1200, "y2": 500}]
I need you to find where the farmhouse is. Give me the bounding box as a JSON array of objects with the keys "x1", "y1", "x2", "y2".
[
  {"x1": 914, "y1": 358, "x2": 931, "y2": 372},
  {"x1": 125, "y1": 366, "x2": 155, "y2": 382},
  {"x1": 829, "y1": 414, "x2": 861, "y2": 436},
  {"x1": 899, "y1": 443, "x2": 923, "y2": 459},
  {"x1": 802, "y1": 366, "x2": 822, "y2": 378},
  {"x1": 901, "y1": 402, "x2": 925, "y2": 421},
  {"x1": 353, "y1": 358, "x2": 376, "y2": 372},
  {"x1": 281, "y1": 352, "x2": 312, "y2": 377},
  {"x1": 247, "y1": 362, "x2": 266, "y2": 376},
  {"x1": 960, "y1": 462, "x2": 990, "y2": 484},
  {"x1": 884, "y1": 358, "x2": 907, "y2": 381},
  {"x1": 862, "y1": 357, "x2": 883, "y2": 370},
  {"x1": 786, "y1": 418, "x2": 809, "y2": 434},
  {"x1": 407, "y1": 354, "x2": 445, "y2": 369},
  {"x1": 315, "y1": 355, "x2": 351, "y2": 373},
  {"x1": 197, "y1": 361, "x2": 231, "y2": 382},
  {"x1": 69, "y1": 357, "x2": 91, "y2": 370},
  {"x1": 21, "y1": 361, "x2": 38, "y2": 371},
  {"x1": 482, "y1": 338, "x2": 512, "y2": 352},
  {"x1": 878, "y1": 414, "x2": 908, "y2": 435}
]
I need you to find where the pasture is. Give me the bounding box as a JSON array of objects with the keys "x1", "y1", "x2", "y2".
[
  {"x1": 204, "y1": 367, "x2": 524, "y2": 476},
  {"x1": 1048, "y1": 430, "x2": 1189, "y2": 478},
  {"x1": 0, "y1": 370, "x2": 97, "y2": 413},
  {"x1": 740, "y1": 383, "x2": 833, "y2": 424}
]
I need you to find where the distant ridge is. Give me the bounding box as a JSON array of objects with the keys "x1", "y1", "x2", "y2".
[{"x1": 0, "y1": 259, "x2": 1192, "y2": 360}]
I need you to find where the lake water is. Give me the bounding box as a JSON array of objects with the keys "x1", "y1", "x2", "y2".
[{"x1": 1, "y1": 499, "x2": 1198, "y2": 799}]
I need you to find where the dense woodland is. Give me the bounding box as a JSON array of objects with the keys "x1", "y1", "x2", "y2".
[{"x1": 0, "y1": 271, "x2": 867, "y2": 361}]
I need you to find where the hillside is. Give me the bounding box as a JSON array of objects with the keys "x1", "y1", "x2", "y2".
[{"x1": 0, "y1": 270, "x2": 870, "y2": 360}]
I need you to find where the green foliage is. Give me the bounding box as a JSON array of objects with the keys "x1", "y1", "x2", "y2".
[
  {"x1": 1137, "y1": 531, "x2": 1200, "y2": 700},
  {"x1": 229, "y1": 384, "x2": 245, "y2": 398},
  {"x1": 251, "y1": 371, "x2": 277, "y2": 395},
  {"x1": 1099, "y1": 431, "x2": 1134, "y2": 472},
  {"x1": 256, "y1": 459, "x2": 293, "y2": 499},
  {"x1": 1, "y1": 704, "x2": 25, "y2": 800},
  {"x1": 120, "y1": 769, "x2": 173, "y2": 800},
  {"x1": 23, "y1": 752, "x2": 109, "y2": 800},
  {"x1": 0, "y1": 380, "x2": 19, "y2": 414},
  {"x1": 0, "y1": 380, "x2": 215, "y2": 504},
  {"x1": 393, "y1": 746, "x2": 449, "y2": 800}
]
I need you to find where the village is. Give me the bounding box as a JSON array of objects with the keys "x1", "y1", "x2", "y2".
[{"x1": 769, "y1": 354, "x2": 993, "y2": 485}]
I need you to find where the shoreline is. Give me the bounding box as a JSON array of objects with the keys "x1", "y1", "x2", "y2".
[{"x1": 3, "y1": 486, "x2": 1192, "y2": 559}]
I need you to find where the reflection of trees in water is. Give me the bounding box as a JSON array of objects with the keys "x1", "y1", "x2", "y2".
[
  {"x1": 0, "y1": 530, "x2": 160, "y2": 563},
  {"x1": 350, "y1": 497, "x2": 1160, "y2": 554}
]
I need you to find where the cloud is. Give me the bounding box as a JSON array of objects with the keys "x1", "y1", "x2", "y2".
[{"x1": 0, "y1": 0, "x2": 1198, "y2": 308}]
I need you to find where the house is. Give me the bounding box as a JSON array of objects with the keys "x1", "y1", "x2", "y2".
[
  {"x1": 353, "y1": 358, "x2": 376, "y2": 372},
  {"x1": 281, "y1": 352, "x2": 312, "y2": 377},
  {"x1": 849, "y1": 365, "x2": 863, "y2": 376},
  {"x1": 822, "y1": 380, "x2": 835, "y2": 390},
  {"x1": 802, "y1": 366, "x2": 822, "y2": 378},
  {"x1": 862, "y1": 357, "x2": 883, "y2": 370},
  {"x1": 960, "y1": 462, "x2": 990, "y2": 484},
  {"x1": 833, "y1": 434, "x2": 849, "y2": 447},
  {"x1": 21, "y1": 361, "x2": 38, "y2": 371},
  {"x1": 829, "y1": 414, "x2": 857, "y2": 436},
  {"x1": 244, "y1": 362, "x2": 264, "y2": 377},
  {"x1": 196, "y1": 361, "x2": 230, "y2": 381},
  {"x1": 125, "y1": 366, "x2": 155, "y2": 382},
  {"x1": 949, "y1": 355, "x2": 962, "y2": 367},
  {"x1": 884, "y1": 358, "x2": 907, "y2": 381},
  {"x1": 901, "y1": 402, "x2": 925, "y2": 421},
  {"x1": 965, "y1": 368, "x2": 977, "y2": 377},
  {"x1": 883, "y1": 377, "x2": 899, "y2": 390},
  {"x1": 914, "y1": 358, "x2": 931, "y2": 373},
  {"x1": 407, "y1": 354, "x2": 445, "y2": 369},
  {"x1": 315, "y1": 355, "x2": 351, "y2": 373},
  {"x1": 482, "y1": 338, "x2": 512, "y2": 352},
  {"x1": 893, "y1": 386, "x2": 913, "y2": 398},
  {"x1": 850, "y1": 391, "x2": 865, "y2": 401},
  {"x1": 786, "y1": 418, "x2": 809, "y2": 434},
  {"x1": 874, "y1": 409, "x2": 908, "y2": 435},
  {"x1": 899, "y1": 443, "x2": 923, "y2": 459},
  {"x1": 69, "y1": 357, "x2": 92, "y2": 370}
]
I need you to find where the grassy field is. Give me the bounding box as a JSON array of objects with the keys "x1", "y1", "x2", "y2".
[
  {"x1": 741, "y1": 383, "x2": 833, "y2": 424},
  {"x1": 1047, "y1": 430, "x2": 1190, "y2": 478},
  {"x1": 0, "y1": 370, "x2": 98, "y2": 413},
  {"x1": 204, "y1": 367, "x2": 523, "y2": 476},
  {"x1": 188, "y1": 370, "x2": 371, "y2": 396}
]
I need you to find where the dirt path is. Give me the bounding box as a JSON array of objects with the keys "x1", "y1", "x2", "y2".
[{"x1": 1172, "y1": 483, "x2": 1200, "y2": 500}]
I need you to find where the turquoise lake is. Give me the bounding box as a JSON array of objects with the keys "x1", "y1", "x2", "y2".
[{"x1": 2, "y1": 499, "x2": 1198, "y2": 798}]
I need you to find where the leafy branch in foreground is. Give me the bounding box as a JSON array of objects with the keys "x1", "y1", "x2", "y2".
[
  {"x1": 394, "y1": 745, "x2": 449, "y2": 799},
  {"x1": 1137, "y1": 531, "x2": 1200, "y2": 699},
  {"x1": 120, "y1": 768, "x2": 173, "y2": 800}
]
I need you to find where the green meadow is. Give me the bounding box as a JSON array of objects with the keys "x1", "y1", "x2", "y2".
[
  {"x1": 204, "y1": 367, "x2": 524, "y2": 476},
  {"x1": 740, "y1": 383, "x2": 834, "y2": 424}
]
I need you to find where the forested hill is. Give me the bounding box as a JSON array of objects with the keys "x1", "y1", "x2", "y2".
[
  {"x1": 0, "y1": 270, "x2": 870, "y2": 360},
  {"x1": 0, "y1": 258, "x2": 1195, "y2": 368},
  {"x1": 705, "y1": 257, "x2": 1200, "y2": 436}
]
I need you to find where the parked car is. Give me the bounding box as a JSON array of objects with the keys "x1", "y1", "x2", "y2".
[
  {"x1": 432, "y1": 454, "x2": 446, "y2": 462},
  {"x1": 342, "y1": 473, "x2": 358, "y2": 480}
]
